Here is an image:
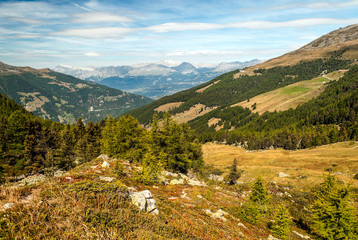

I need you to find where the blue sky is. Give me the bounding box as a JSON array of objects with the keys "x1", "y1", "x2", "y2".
[{"x1": 0, "y1": 0, "x2": 358, "y2": 68}]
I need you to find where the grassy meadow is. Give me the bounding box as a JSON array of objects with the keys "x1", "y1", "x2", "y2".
[{"x1": 203, "y1": 141, "x2": 358, "y2": 189}]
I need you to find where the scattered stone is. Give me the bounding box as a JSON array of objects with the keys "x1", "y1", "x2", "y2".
[
  {"x1": 95, "y1": 170, "x2": 102, "y2": 174},
  {"x1": 188, "y1": 179, "x2": 207, "y2": 187},
  {"x1": 292, "y1": 231, "x2": 311, "y2": 239},
  {"x1": 127, "y1": 187, "x2": 137, "y2": 193},
  {"x1": 65, "y1": 176, "x2": 74, "y2": 181},
  {"x1": 54, "y1": 170, "x2": 65, "y2": 177},
  {"x1": 208, "y1": 174, "x2": 224, "y2": 182},
  {"x1": 278, "y1": 172, "x2": 289, "y2": 178},
  {"x1": 90, "y1": 166, "x2": 97, "y2": 169},
  {"x1": 19, "y1": 174, "x2": 46, "y2": 186},
  {"x1": 162, "y1": 171, "x2": 178, "y2": 178},
  {"x1": 267, "y1": 235, "x2": 280, "y2": 240},
  {"x1": 284, "y1": 192, "x2": 292, "y2": 198},
  {"x1": 238, "y1": 222, "x2": 247, "y2": 229},
  {"x1": 101, "y1": 161, "x2": 110, "y2": 168},
  {"x1": 99, "y1": 176, "x2": 115, "y2": 182},
  {"x1": 97, "y1": 154, "x2": 109, "y2": 161},
  {"x1": 179, "y1": 173, "x2": 189, "y2": 180},
  {"x1": 181, "y1": 189, "x2": 190, "y2": 200},
  {"x1": 334, "y1": 172, "x2": 342, "y2": 175},
  {"x1": 197, "y1": 195, "x2": 203, "y2": 199},
  {"x1": 2, "y1": 203, "x2": 14, "y2": 211},
  {"x1": 169, "y1": 178, "x2": 184, "y2": 185},
  {"x1": 204, "y1": 209, "x2": 228, "y2": 221},
  {"x1": 130, "y1": 190, "x2": 159, "y2": 215}
]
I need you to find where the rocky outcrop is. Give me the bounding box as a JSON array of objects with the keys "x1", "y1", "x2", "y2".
[{"x1": 130, "y1": 190, "x2": 159, "y2": 215}]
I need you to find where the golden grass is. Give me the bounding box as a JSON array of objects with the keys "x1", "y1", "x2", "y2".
[
  {"x1": 203, "y1": 141, "x2": 358, "y2": 189},
  {"x1": 173, "y1": 104, "x2": 217, "y2": 124},
  {"x1": 195, "y1": 80, "x2": 221, "y2": 93},
  {"x1": 154, "y1": 102, "x2": 184, "y2": 112}
]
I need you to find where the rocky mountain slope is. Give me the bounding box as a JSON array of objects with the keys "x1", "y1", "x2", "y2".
[
  {"x1": 0, "y1": 61, "x2": 152, "y2": 123},
  {"x1": 54, "y1": 60, "x2": 261, "y2": 99}
]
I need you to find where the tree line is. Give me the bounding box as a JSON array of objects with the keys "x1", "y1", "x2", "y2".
[{"x1": 0, "y1": 94, "x2": 202, "y2": 180}]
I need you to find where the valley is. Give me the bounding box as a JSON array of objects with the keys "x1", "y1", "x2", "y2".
[{"x1": 55, "y1": 60, "x2": 261, "y2": 99}]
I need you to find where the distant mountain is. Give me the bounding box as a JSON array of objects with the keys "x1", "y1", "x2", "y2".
[
  {"x1": 0, "y1": 61, "x2": 152, "y2": 123},
  {"x1": 53, "y1": 60, "x2": 262, "y2": 99}
]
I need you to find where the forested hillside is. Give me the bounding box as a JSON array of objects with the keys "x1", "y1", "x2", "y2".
[
  {"x1": 130, "y1": 57, "x2": 352, "y2": 124},
  {"x1": 0, "y1": 62, "x2": 152, "y2": 123},
  {"x1": 0, "y1": 94, "x2": 202, "y2": 180},
  {"x1": 195, "y1": 65, "x2": 358, "y2": 149}
]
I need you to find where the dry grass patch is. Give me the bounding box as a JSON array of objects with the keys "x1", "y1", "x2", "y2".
[
  {"x1": 231, "y1": 75, "x2": 339, "y2": 114},
  {"x1": 173, "y1": 104, "x2": 217, "y2": 124},
  {"x1": 195, "y1": 80, "x2": 221, "y2": 93},
  {"x1": 203, "y1": 142, "x2": 358, "y2": 189},
  {"x1": 155, "y1": 102, "x2": 184, "y2": 112}
]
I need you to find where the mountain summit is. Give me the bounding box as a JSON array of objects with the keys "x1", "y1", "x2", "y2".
[{"x1": 300, "y1": 24, "x2": 358, "y2": 50}]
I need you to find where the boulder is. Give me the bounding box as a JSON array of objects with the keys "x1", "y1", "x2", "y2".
[
  {"x1": 130, "y1": 190, "x2": 159, "y2": 215},
  {"x1": 278, "y1": 172, "x2": 289, "y2": 178},
  {"x1": 101, "y1": 161, "x2": 110, "y2": 168}
]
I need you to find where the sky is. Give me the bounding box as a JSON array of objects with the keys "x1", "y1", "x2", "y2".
[{"x1": 0, "y1": 0, "x2": 358, "y2": 68}]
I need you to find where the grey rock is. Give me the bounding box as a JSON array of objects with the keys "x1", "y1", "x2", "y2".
[
  {"x1": 130, "y1": 190, "x2": 159, "y2": 215},
  {"x1": 101, "y1": 160, "x2": 110, "y2": 168},
  {"x1": 278, "y1": 172, "x2": 289, "y2": 178}
]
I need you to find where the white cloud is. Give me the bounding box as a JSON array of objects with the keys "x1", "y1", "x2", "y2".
[
  {"x1": 146, "y1": 18, "x2": 358, "y2": 33},
  {"x1": 52, "y1": 27, "x2": 133, "y2": 38},
  {"x1": 84, "y1": 52, "x2": 100, "y2": 56},
  {"x1": 146, "y1": 22, "x2": 221, "y2": 33},
  {"x1": 0, "y1": 2, "x2": 65, "y2": 19},
  {"x1": 9, "y1": 17, "x2": 43, "y2": 25},
  {"x1": 72, "y1": 12, "x2": 133, "y2": 23},
  {"x1": 305, "y1": 0, "x2": 358, "y2": 9}
]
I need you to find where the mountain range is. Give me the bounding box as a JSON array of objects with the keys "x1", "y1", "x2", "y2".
[
  {"x1": 128, "y1": 23, "x2": 358, "y2": 149},
  {"x1": 54, "y1": 60, "x2": 262, "y2": 99},
  {"x1": 0, "y1": 62, "x2": 152, "y2": 123}
]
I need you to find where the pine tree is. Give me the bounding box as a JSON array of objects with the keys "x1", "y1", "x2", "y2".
[
  {"x1": 226, "y1": 158, "x2": 242, "y2": 185},
  {"x1": 250, "y1": 177, "x2": 269, "y2": 205},
  {"x1": 311, "y1": 175, "x2": 358, "y2": 240},
  {"x1": 271, "y1": 206, "x2": 291, "y2": 239}
]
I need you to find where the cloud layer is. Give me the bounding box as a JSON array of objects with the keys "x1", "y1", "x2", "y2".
[{"x1": 0, "y1": 0, "x2": 357, "y2": 68}]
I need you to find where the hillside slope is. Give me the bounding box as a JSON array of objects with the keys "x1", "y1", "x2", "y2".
[
  {"x1": 0, "y1": 62, "x2": 152, "y2": 123},
  {"x1": 129, "y1": 24, "x2": 358, "y2": 130}
]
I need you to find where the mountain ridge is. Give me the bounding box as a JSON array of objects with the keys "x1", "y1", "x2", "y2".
[
  {"x1": 54, "y1": 60, "x2": 262, "y2": 99},
  {"x1": 0, "y1": 61, "x2": 152, "y2": 123}
]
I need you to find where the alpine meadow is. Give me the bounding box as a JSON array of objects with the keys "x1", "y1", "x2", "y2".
[{"x1": 1, "y1": 1, "x2": 358, "y2": 239}]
